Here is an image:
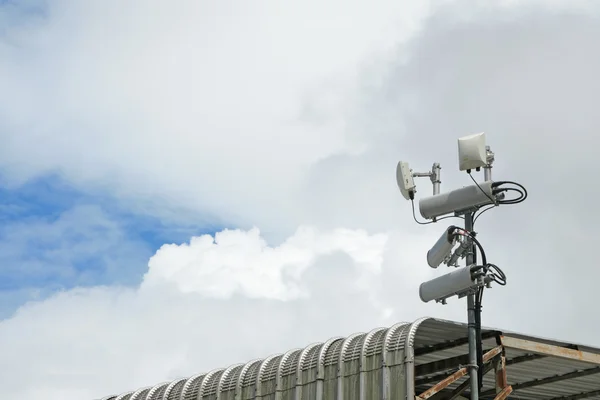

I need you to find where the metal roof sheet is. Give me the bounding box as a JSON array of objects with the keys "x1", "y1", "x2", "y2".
[{"x1": 97, "y1": 317, "x2": 600, "y2": 399}]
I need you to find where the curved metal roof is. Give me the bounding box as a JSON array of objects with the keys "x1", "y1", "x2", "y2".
[{"x1": 97, "y1": 317, "x2": 600, "y2": 400}]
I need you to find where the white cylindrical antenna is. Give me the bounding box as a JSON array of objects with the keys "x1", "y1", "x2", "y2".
[
  {"x1": 427, "y1": 227, "x2": 457, "y2": 268},
  {"x1": 419, "y1": 181, "x2": 496, "y2": 220},
  {"x1": 419, "y1": 265, "x2": 478, "y2": 303}
]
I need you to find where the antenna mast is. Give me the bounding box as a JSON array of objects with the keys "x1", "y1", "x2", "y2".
[{"x1": 396, "y1": 132, "x2": 527, "y2": 398}]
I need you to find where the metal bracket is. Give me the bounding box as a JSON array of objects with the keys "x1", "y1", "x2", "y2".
[
  {"x1": 483, "y1": 146, "x2": 495, "y2": 181},
  {"x1": 412, "y1": 163, "x2": 442, "y2": 195}
]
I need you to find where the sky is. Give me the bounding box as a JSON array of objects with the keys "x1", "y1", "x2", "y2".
[{"x1": 1, "y1": 0, "x2": 599, "y2": 398}]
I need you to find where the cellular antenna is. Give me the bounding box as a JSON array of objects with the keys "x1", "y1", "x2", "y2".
[
  {"x1": 396, "y1": 161, "x2": 442, "y2": 199},
  {"x1": 395, "y1": 132, "x2": 527, "y2": 399}
]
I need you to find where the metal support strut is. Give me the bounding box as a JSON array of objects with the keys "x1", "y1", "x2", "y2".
[{"x1": 412, "y1": 163, "x2": 442, "y2": 195}]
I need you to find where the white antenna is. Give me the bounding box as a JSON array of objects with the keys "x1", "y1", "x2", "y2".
[
  {"x1": 395, "y1": 161, "x2": 441, "y2": 199},
  {"x1": 395, "y1": 132, "x2": 527, "y2": 399}
]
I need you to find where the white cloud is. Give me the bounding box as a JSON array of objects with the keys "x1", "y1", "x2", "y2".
[
  {"x1": 0, "y1": 0, "x2": 434, "y2": 237},
  {"x1": 2, "y1": 0, "x2": 600, "y2": 399},
  {"x1": 142, "y1": 226, "x2": 388, "y2": 300},
  {"x1": 1, "y1": 222, "x2": 592, "y2": 399},
  {"x1": 0, "y1": 226, "x2": 442, "y2": 399},
  {"x1": 0, "y1": 1, "x2": 597, "y2": 237}
]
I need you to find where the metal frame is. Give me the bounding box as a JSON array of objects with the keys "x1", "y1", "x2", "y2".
[{"x1": 413, "y1": 331, "x2": 600, "y2": 400}]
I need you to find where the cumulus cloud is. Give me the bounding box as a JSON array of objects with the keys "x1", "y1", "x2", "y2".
[
  {"x1": 0, "y1": 226, "x2": 441, "y2": 399},
  {"x1": 142, "y1": 226, "x2": 388, "y2": 301},
  {"x1": 0, "y1": 222, "x2": 566, "y2": 399}
]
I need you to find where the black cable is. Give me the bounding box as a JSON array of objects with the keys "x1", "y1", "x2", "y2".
[
  {"x1": 410, "y1": 200, "x2": 431, "y2": 225},
  {"x1": 462, "y1": 219, "x2": 509, "y2": 395},
  {"x1": 485, "y1": 263, "x2": 507, "y2": 286},
  {"x1": 471, "y1": 180, "x2": 528, "y2": 226},
  {"x1": 410, "y1": 199, "x2": 464, "y2": 225},
  {"x1": 464, "y1": 231, "x2": 487, "y2": 265},
  {"x1": 493, "y1": 180, "x2": 528, "y2": 193},
  {"x1": 466, "y1": 216, "x2": 484, "y2": 395},
  {"x1": 492, "y1": 180, "x2": 528, "y2": 204},
  {"x1": 475, "y1": 292, "x2": 483, "y2": 393},
  {"x1": 469, "y1": 172, "x2": 496, "y2": 204},
  {"x1": 475, "y1": 292, "x2": 484, "y2": 392},
  {"x1": 495, "y1": 187, "x2": 526, "y2": 204},
  {"x1": 474, "y1": 290, "x2": 484, "y2": 393},
  {"x1": 473, "y1": 204, "x2": 495, "y2": 226}
]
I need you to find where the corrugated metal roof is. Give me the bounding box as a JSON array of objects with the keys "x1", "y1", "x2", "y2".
[
  {"x1": 97, "y1": 317, "x2": 600, "y2": 399},
  {"x1": 413, "y1": 318, "x2": 600, "y2": 399}
]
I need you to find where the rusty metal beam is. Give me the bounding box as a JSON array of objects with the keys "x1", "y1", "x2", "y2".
[
  {"x1": 416, "y1": 346, "x2": 503, "y2": 386},
  {"x1": 493, "y1": 386, "x2": 512, "y2": 400},
  {"x1": 417, "y1": 347, "x2": 502, "y2": 400},
  {"x1": 417, "y1": 349, "x2": 537, "y2": 388},
  {"x1": 417, "y1": 368, "x2": 467, "y2": 399},
  {"x1": 416, "y1": 369, "x2": 467, "y2": 387},
  {"x1": 493, "y1": 355, "x2": 507, "y2": 393},
  {"x1": 415, "y1": 348, "x2": 546, "y2": 386},
  {"x1": 424, "y1": 363, "x2": 497, "y2": 400},
  {"x1": 480, "y1": 366, "x2": 600, "y2": 397},
  {"x1": 443, "y1": 363, "x2": 495, "y2": 400},
  {"x1": 416, "y1": 346, "x2": 505, "y2": 377},
  {"x1": 501, "y1": 336, "x2": 600, "y2": 366},
  {"x1": 482, "y1": 346, "x2": 503, "y2": 363}
]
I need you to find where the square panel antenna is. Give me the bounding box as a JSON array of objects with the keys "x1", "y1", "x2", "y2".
[{"x1": 458, "y1": 132, "x2": 487, "y2": 171}]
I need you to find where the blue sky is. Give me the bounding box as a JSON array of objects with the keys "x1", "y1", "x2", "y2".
[{"x1": 0, "y1": 171, "x2": 221, "y2": 318}]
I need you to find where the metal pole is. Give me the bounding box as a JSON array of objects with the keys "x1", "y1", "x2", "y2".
[
  {"x1": 483, "y1": 146, "x2": 494, "y2": 182},
  {"x1": 483, "y1": 167, "x2": 492, "y2": 182},
  {"x1": 465, "y1": 212, "x2": 479, "y2": 400},
  {"x1": 431, "y1": 163, "x2": 441, "y2": 195}
]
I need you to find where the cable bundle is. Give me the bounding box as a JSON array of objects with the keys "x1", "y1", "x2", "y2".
[
  {"x1": 469, "y1": 175, "x2": 528, "y2": 224},
  {"x1": 493, "y1": 180, "x2": 528, "y2": 205}
]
